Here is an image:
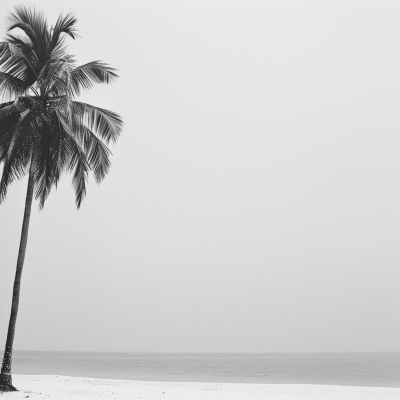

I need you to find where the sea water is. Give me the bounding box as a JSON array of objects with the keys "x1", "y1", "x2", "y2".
[{"x1": 2, "y1": 352, "x2": 400, "y2": 387}]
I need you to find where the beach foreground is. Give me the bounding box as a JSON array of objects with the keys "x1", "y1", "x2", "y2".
[{"x1": 1, "y1": 375, "x2": 400, "y2": 399}]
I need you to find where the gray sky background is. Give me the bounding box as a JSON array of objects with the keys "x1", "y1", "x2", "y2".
[{"x1": 1, "y1": 0, "x2": 400, "y2": 353}]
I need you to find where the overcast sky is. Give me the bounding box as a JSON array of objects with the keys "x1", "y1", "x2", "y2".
[{"x1": 1, "y1": 0, "x2": 400, "y2": 353}]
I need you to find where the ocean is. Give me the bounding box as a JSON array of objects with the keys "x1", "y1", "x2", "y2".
[{"x1": 2, "y1": 352, "x2": 400, "y2": 387}]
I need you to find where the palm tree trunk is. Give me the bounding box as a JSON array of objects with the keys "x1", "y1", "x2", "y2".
[{"x1": 0, "y1": 164, "x2": 35, "y2": 392}]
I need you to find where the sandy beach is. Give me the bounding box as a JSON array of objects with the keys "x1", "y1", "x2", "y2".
[{"x1": 0, "y1": 375, "x2": 399, "y2": 399}]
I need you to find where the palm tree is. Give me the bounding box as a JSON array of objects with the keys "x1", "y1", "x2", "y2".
[{"x1": 0, "y1": 7, "x2": 122, "y2": 391}]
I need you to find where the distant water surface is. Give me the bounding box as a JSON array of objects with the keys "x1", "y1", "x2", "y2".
[{"x1": 2, "y1": 352, "x2": 400, "y2": 387}]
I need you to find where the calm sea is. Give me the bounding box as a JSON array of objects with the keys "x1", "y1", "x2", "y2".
[{"x1": 2, "y1": 352, "x2": 400, "y2": 387}]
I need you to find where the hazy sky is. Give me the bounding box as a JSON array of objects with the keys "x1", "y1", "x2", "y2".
[{"x1": 1, "y1": 0, "x2": 400, "y2": 353}]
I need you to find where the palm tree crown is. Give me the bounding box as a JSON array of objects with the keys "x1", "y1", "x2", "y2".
[{"x1": 0, "y1": 6, "x2": 123, "y2": 208}]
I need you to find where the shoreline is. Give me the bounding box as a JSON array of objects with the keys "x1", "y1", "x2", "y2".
[
  {"x1": 4, "y1": 372, "x2": 400, "y2": 388},
  {"x1": 1, "y1": 375, "x2": 400, "y2": 399},
  {"x1": 6, "y1": 351, "x2": 400, "y2": 388}
]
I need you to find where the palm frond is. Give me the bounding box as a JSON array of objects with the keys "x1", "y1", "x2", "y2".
[
  {"x1": 81, "y1": 125, "x2": 111, "y2": 183},
  {"x1": 7, "y1": 6, "x2": 50, "y2": 63},
  {"x1": 55, "y1": 110, "x2": 89, "y2": 207},
  {"x1": 33, "y1": 123, "x2": 53, "y2": 208},
  {"x1": 51, "y1": 12, "x2": 78, "y2": 59},
  {"x1": 0, "y1": 108, "x2": 37, "y2": 202},
  {"x1": 72, "y1": 101, "x2": 122, "y2": 144},
  {"x1": 4, "y1": 32, "x2": 31, "y2": 46},
  {"x1": 4, "y1": 32, "x2": 40, "y2": 72},
  {"x1": 69, "y1": 62, "x2": 118, "y2": 96},
  {"x1": 0, "y1": 43, "x2": 30, "y2": 80},
  {"x1": 0, "y1": 105, "x2": 19, "y2": 160},
  {"x1": 0, "y1": 42, "x2": 37, "y2": 90},
  {"x1": 0, "y1": 72, "x2": 25, "y2": 98},
  {"x1": 37, "y1": 58, "x2": 68, "y2": 94},
  {"x1": 33, "y1": 113, "x2": 65, "y2": 208},
  {"x1": 0, "y1": 101, "x2": 18, "y2": 126},
  {"x1": 0, "y1": 100, "x2": 15, "y2": 109}
]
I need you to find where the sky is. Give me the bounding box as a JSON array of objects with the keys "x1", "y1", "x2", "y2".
[{"x1": 1, "y1": 0, "x2": 400, "y2": 353}]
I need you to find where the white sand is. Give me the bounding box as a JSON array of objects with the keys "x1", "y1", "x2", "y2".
[{"x1": 1, "y1": 375, "x2": 400, "y2": 399}]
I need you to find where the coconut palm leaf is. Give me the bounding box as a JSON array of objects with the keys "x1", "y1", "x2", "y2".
[
  {"x1": 51, "y1": 12, "x2": 78, "y2": 59},
  {"x1": 0, "y1": 44, "x2": 31, "y2": 80},
  {"x1": 7, "y1": 6, "x2": 50, "y2": 63},
  {"x1": 37, "y1": 58, "x2": 69, "y2": 95},
  {"x1": 33, "y1": 123, "x2": 56, "y2": 208},
  {"x1": 0, "y1": 101, "x2": 18, "y2": 119},
  {"x1": 80, "y1": 125, "x2": 111, "y2": 183},
  {"x1": 69, "y1": 62, "x2": 118, "y2": 96},
  {"x1": 72, "y1": 101, "x2": 122, "y2": 143},
  {"x1": 0, "y1": 72, "x2": 26, "y2": 97},
  {"x1": 0, "y1": 108, "x2": 38, "y2": 201},
  {"x1": 0, "y1": 113, "x2": 20, "y2": 160},
  {"x1": 55, "y1": 110, "x2": 90, "y2": 207},
  {"x1": 0, "y1": 42, "x2": 37, "y2": 91}
]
